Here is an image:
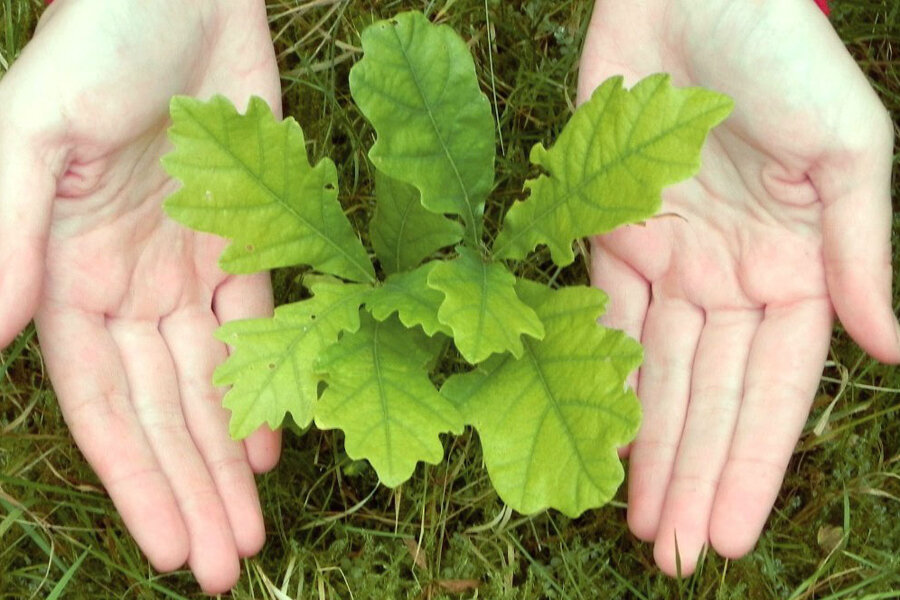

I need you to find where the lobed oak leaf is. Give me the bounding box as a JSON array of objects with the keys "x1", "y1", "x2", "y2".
[
  {"x1": 370, "y1": 171, "x2": 463, "y2": 275},
  {"x1": 214, "y1": 278, "x2": 371, "y2": 438},
  {"x1": 365, "y1": 261, "x2": 451, "y2": 338},
  {"x1": 163, "y1": 95, "x2": 375, "y2": 282},
  {"x1": 315, "y1": 314, "x2": 463, "y2": 487},
  {"x1": 427, "y1": 247, "x2": 544, "y2": 364},
  {"x1": 441, "y1": 280, "x2": 642, "y2": 517},
  {"x1": 493, "y1": 74, "x2": 732, "y2": 266},
  {"x1": 350, "y1": 11, "x2": 495, "y2": 245}
]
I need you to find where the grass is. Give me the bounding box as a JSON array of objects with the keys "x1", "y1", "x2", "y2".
[{"x1": 1, "y1": 0, "x2": 899, "y2": 597}]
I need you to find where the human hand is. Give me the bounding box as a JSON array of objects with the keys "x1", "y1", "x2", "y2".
[
  {"x1": 578, "y1": 0, "x2": 897, "y2": 575},
  {"x1": 0, "y1": 0, "x2": 282, "y2": 592}
]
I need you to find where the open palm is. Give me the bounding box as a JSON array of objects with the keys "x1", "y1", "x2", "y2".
[
  {"x1": 579, "y1": 0, "x2": 898, "y2": 574},
  {"x1": 0, "y1": 0, "x2": 282, "y2": 593}
]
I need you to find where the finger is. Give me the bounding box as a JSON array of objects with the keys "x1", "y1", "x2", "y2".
[
  {"x1": 590, "y1": 240, "x2": 650, "y2": 458},
  {"x1": 626, "y1": 296, "x2": 704, "y2": 541},
  {"x1": 815, "y1": 107, "x2": 899, "y2": 364},
  {"x1": 107, "y1": 318, "x2": 240, "y2": 594},
  {"x1": 213, "y1": 272, "x2": 282, "y2": 473},
  {"x1": 709, "y1": 298, "x2": 832, "y2": 558},
  {"x1": 34, "y1": 306, "x2": 189, "y2": 572},
  {"x1": 160, "y1": 306, "x2": 266, "y2": 558},
  {"x1": 590, "y1": 239, "x2": 650, "y2": 385},
  {"x1": 652, "y1": 308, "x2": 761, "y2": 576},
  {"x1": 0, "y1": 135, "x2": 57, "y2": 347},
  {"x1": 242, "y1": 424, "x2": 282, "y2": 473}
]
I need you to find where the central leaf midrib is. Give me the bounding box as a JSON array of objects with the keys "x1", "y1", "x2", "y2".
[
  {"x1": 394, "y1": 193, "x2": 416, "y2": 270},
  {"x1": 522, "y1": 339, "x2": 602, "y2": 495},
  {"x1": 476, "y1": 257, "x2": 488, "y2": 359},
  {"x1": 390, "y1": 25, "x2": 479, "y2": 244},
  {"x1": 371, "y1": 320, "x2": 394, "y2": 475},
  {"x1": 185, "y1": 104, "x2": 374, "y2": 283}
]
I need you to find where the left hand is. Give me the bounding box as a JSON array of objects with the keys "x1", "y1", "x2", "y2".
[{"x1": 0, "y1": 0, "x2": 283, "y2": 592}]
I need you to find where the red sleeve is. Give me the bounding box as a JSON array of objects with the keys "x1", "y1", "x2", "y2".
[{"x1": 815, "y1": 0, "x2": 831, "y2": 16}]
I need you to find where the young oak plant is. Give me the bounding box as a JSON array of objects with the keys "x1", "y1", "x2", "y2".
[{"x1": 162, "y1": 11, "x2": 732, "y2": 517}]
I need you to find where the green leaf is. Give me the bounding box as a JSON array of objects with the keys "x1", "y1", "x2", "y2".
[
  {"x1": 427, "y1": 247, "x2": 544, "y2": 364},
  {"x1": 441, "y1": 281, "x2": 642, "y2": 517},
  {"x1": 493, "y1": 74, "x2": 733, "y2": 265},
  {"x1": 214, "y1": 278, "x2": 371, "y2": 438},
  {"x1": 370, "y1": 171, "x2": 463, "y2": 274},
  {"x1": 365, "y1": 261, "x2": 451, "y2": 337},
  {"x1": 350, "y1": 11, "x2": 495, "y2": 245},
  {"x1": 163, "y1": 95, "x2": 375, "y2": 282},
  {"x1": 315, "y1": 313, "x2": 463, "y2": 487}
]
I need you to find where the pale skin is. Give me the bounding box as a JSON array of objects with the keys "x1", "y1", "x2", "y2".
[
  {"x1": 0, "y1": 0, "x2": 895, "y2": 593},
  {"x1": 579, "y1": 0, "x2": 899, "y2": 575},
  {"x1": 0, "y1": 0, "x2": 282, "y2": 594}
]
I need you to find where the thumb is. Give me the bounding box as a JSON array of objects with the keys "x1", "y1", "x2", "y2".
[
  {"x1": 815, "y1": 109, "x2": 900, "y2": 364},
  {"x1": 0, "y1": 133, "x2": 56, "y2": 348}
]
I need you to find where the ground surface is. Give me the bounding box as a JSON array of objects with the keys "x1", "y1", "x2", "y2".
[{"x1": 1, "y1": 0, "x2": 898, "y2": 598}]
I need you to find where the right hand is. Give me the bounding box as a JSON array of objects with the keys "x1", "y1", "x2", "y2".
[
  {"x1": 0, "y1": 0, "x2": 282, "y2": 592},
  {"x1": 579, "y1": 0, "x2": 897, "y2": 575}
]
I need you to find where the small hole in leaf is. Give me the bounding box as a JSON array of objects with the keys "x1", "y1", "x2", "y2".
[
  {"x1": 324, "y1": 183, "x2": 335, "y2": 191},
  {"x1": 389, "y1": 19, "x2": 398, "y2": 25},
  {"x1": 245, "y1": 244, "x2": 255, "y2": 252},
  {"x1": 267, "y1": 363, "x2": 276, "y2": 370},
  {"x1": 310, "y1": 314, "x2": 317, "y2": 320}
]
